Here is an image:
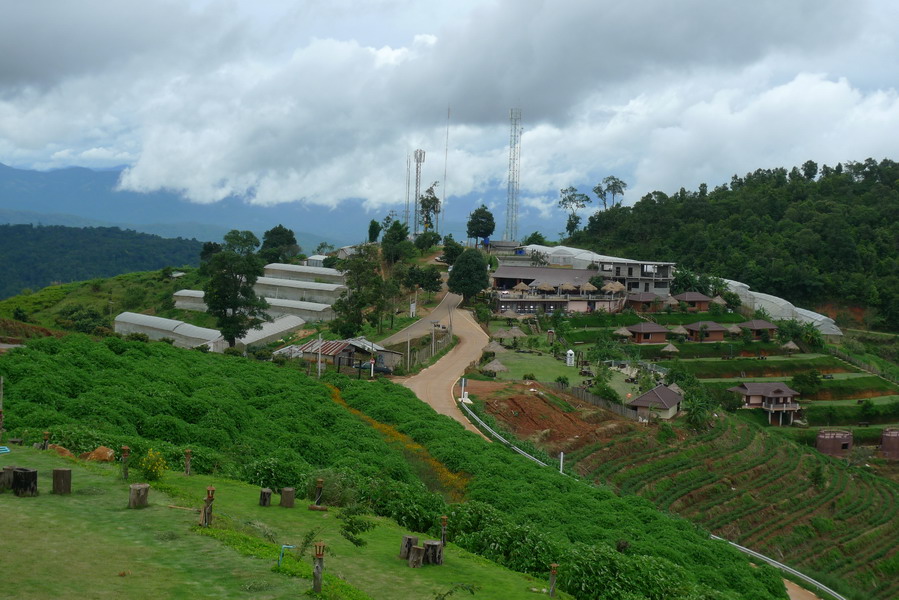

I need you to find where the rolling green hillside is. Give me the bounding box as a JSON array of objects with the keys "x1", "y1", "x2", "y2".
[
  {"x1": 0, "y1": 334, "x2": 786, "y2": 599},
  {"x1": 568, "y1": 415, "x2": 899, "y2": 600},
  {"x1": 0, "y1": 224, "x2": 203, "y2": 300},
  {"x1": 570, "y1": 158, "x2": 899, "y2": 330}
]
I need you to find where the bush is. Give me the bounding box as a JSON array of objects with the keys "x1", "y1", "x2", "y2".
[
  {"x1": 223, "y1": 347, "x2": 244, "y2": 357},
  {"x1": 137, "y1": 448, "x2": 168, "y2": 481},
  {"x1": 522, "y1": 372, "x2": 536, "y2": 381},
  {"x1": 125, "y1": 332, "x2": 150, "y2": 343}
]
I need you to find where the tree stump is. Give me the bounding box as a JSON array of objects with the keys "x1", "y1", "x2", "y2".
[
  {"x1": 13, "y1": 467, "x2": 38, "y2": 497},
  {"x1": 399, "y1": 535, "x2": 419, "y2": 559},
  {"x1": 52, "y1": 468, "x2": 72, "y2": 494},
  {"x1": 9, "y1": 438, "x2": 23, "y2": 446},
  {"x1": 407, "y1": 545, "x2": 425, "y2": 568},
  {"x1": 128, "y1": 483, "x2": 150, "y2": 508},
  {"x1": 423, "y1": 540, "x2": 443, "y2": 565},
  {"x1": 280, "y1": 487, "x2": 295, "y2": 508},
  {"x1": 0, "y1": 465, "x2": 15, "y2": 492},
  {"x1": 259, "y1": 487, "x2": 272, "y2": 507}
]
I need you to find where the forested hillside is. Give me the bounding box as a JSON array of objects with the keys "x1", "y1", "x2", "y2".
[
  {"x1": 0, "y1": 335, "x2": 787, "y2": 600},
  {"x1": 571, "y1": 158, "x2": 899, "y2": 329},
  {"x1": 0, "y1": 224, "x2": 203, "y2": 299}
]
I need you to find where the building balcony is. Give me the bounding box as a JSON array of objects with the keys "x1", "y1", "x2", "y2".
[{"x1": 762, "y1": 401, "x2": 800, "y2": 412}]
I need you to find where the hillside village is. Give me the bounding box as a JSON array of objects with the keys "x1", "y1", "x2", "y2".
[{"x1": 3, "y1": 222, "x2": 899, "y2": 600}]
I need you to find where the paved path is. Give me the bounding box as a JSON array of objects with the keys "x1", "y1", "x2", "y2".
[{"x1": 393, "y1": 293, "x2": 491, "y2": 440}]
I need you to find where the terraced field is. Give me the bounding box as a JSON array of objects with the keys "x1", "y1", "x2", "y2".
[{"x1": 571, "y1": 417, "x2": 899, "y2": 600}]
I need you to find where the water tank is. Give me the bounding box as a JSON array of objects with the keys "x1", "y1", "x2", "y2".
[
  {"x1": 816, "y1": 429, "x2": 853, "y2": 457},
  {"x1": 881, "y1": 428, "x2": 899, "y2": 460}
]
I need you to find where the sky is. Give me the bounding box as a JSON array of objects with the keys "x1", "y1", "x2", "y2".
[{"x1": 2, "y1": 0, "x2": 899, "y2": 237}]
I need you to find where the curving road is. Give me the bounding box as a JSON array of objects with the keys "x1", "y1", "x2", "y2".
[{"x1": 387, "y1": 292, "x2": 490, "y2": 441}]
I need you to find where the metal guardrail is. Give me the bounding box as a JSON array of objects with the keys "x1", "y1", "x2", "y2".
[
  {"x1": 457, "y1": 401, "x2": 548, "y2": 467},
  {"x1": 710, "y1": 535, "x2": 847, "y2": 600},
  {"x1": 456, "y1": 389, "x2": 847, "y2": 600}
]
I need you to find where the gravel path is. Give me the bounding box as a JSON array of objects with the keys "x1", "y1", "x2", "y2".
[{"x1": 395, "y1": 293, "x2": 490, "y2": 440}]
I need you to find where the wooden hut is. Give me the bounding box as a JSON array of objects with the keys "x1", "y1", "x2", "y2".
[{"x1": 881, "y1": 428, "x2": 899, "y2": 460}]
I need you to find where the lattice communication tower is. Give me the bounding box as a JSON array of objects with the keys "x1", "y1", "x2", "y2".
[
  {"x1": 413, "y1": 149, "x2": 425, "y2": 236},
  {"x1": 504, "y1": 108, "x2": 522, "y2": 242}
]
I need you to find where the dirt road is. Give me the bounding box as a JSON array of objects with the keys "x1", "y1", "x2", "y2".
[{"x1": 395, "y1": 293, "x2": 490, "y2": 440}]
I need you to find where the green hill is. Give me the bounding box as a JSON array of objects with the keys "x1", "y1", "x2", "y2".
[
  {"x1": 0, "y1": 335, "x2": 787, "y2": 599},
  {"x1": 566, "y1": 414, "x2": 899, "y2": 600},
  {"x1": 0, "y1": 224, "x2": 203, "y2": 300},
  {"x1": 570, "y1": 158, "x2": 899, "y2": 330},
  {"x1": 1, "y1": 447, "x2": 563, "y2": 600}
]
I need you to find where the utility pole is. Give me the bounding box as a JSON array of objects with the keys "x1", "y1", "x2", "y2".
[{"x1": 317, "y1": 334, "x2": 323, "y2": 379}]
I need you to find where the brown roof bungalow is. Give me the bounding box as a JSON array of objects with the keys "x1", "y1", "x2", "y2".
[
  {"x1": 628, "y1": 384, "x2": 683, "y2": 420},
  {"x1": 626, "y1": 292, "x2": 662, "y2": 312},
  {"x1": 684, "y1": 321, "x2": 727, "y2": 342},
  {"x1": 626, "y1": 322, "x2": 669, "y2": 344},
  {"x1": 673, "y1": 291, "x2": 711, "y2": 312},
  {"x1": 727, "y1": 382, "x2": 800, "y2": 426},
  {"x1": 738, "y1": 319, "x2": 778, "y2": 340}
]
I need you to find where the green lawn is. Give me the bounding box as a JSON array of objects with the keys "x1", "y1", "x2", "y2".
[{"x1": 1, "y1": 448, "x2": 567, "y2": 600}]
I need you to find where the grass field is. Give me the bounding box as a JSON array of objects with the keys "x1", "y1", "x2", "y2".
[{"x1": 0, "y1": 448, "x2": 566, "y2": 600}]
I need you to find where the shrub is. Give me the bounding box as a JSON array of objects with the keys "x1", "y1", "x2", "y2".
[
  {"x1": 223, "y1": 347, "x2": 244, "y2": 357},
  {"x1": 125, "y1": 332, "x2": 150, "y2": 343},
  {"x1": 137, "y1": 448, "x2": 168, "y2": 481},
  {"x1": 522, "y1": 373, "x2": 536, "y2": 381}
]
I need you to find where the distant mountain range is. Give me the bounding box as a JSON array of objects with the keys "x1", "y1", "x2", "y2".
[
  {"x1": 0, "y1": 162, "x2": 562, "y2": 248},
  {"x1": 0, "y1": 162, "x2": 357, "y2": 247}
]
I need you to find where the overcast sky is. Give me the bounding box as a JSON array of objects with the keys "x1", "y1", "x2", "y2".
[{"x1": 2, "y1": 0, "x2": 898, "y2": 227}]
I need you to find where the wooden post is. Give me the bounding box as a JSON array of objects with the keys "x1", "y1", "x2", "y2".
[
  {"x1": 0, "y1": 465, "x2": 15, "y2": 491},
  {"x1": 41, "y1": 430, "x2": 50, "y2": 450},
  {"x1": 259, "y1": 487, "x2": 272, "y2": 506},
  {"x1": 440, "y1": 515, "x2": 448, "y2": 547},
  {"x1": 128, "y1": 483, "x2": 149, "y2": 508},
  {"x1": 280, "y1": 487, "x2": 295, "y2": 508},
  {"x1": 407, "y1": 545, "x2": 425, "y2": 568},
  {"x1": 52, "y1": 468, "x2": 72, "y2": 494},
  {"x1": 313, "y1": 541, "x2": 325, "y2": 593},
  {"x1": 314, "y1": 478, "x2": 324, "y2": 505},
  {"x1": 13, "y1": 467, "x2": 38, "y2": 497},
  {"x1": 399, "y1": 535, "x2": 419, "y2": 559},
  {"x1": 423, "y1": 540, "x2": 443, "y2": 565},
  {"x1": 200, "y1": 486, "x2": 215, "y2": 527},
  {"x1": 549, "y1": 563, "x2": 559, "y2": 598},
  {"x1": 121, "y1": 446, "x2": 130, "y2": 480},
  {"x1": 184, "y1": 448, "x2": 192, "y2": 476}
]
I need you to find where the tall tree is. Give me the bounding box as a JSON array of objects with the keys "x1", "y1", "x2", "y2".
[
  {"x1": 592, "y1": 182, "x2": 609, "y2": 210},
  {"x1": 367, "y1": 219, "x2": 382, "y2": 243},
  {"x1": 260, "y1": 224, "x2": 300, "y2": 264},
  {"x1": 202, "y1": 230, "x2": 270, "y2": 347},
  {"x1": 559, "y1": 187, "x2": 591, "y2": 238},
  {"x1": 447, "y1": 249, "x2": 489, "y2": 302},
  {"x1": 602, "y1": 176, "x2": 628, "y2": 207},
  {"x1": 466, "y1": 205, "x2": 495, "y2": 247},
  {"x1": 331, "y1": 243, "x2": 383, "y2": 337},
  {"x1": 419, "y1": 182, "x2": 441, "y2": 231},
  {"x1": 442, "y1": 234, "x2": 464, "y2": 266},
  {"x1": 381, "y1": 220, "x2": 415, "y2": 265}
]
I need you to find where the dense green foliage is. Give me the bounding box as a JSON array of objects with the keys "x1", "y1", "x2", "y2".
[
  {"x1": 571, "y1": 158, "x2": 899, "y2": 329},
  {"x1": 447, "y1": 249, "x2": 489, "y2": 301},
  {"x1": 570, "y1": 416, "x2": 899, "y2": 600},
  {"x1": 333, "y1": 377, "x2": 786, "y2": 600},
  {"x1": 0, "y1": 335, "x2": 785, "y2": 600},
  {"x1": 0, "y1": 224, "x2": 202, "y2": 300},
  {"x1": 0, "y1": 335, "x2": 414, "y2": 487}
]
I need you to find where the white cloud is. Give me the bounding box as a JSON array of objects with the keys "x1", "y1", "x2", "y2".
[{"x1": 1, "y1": 0, "x2": 897, "y2": 226}]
